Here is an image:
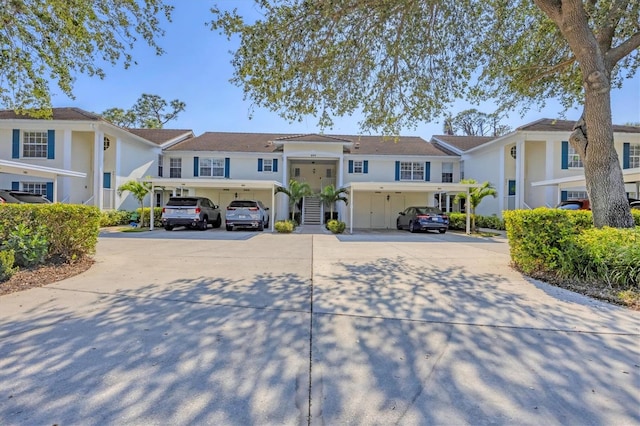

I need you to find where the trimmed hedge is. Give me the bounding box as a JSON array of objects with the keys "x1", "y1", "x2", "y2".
[
  {"x1": 137, "y1": 207, "x2": 163, "y2": 228},
  {"x1": 0, "y1": 204, "x2": 100, "y2": 262},
  {"x1": 275, "y1": 220, "x2": 296, "y2": 233},
  {"x1": 326, "y1": 219, "x2": 346, "y2": 234},
  {"x1": 447, "y1": 212, "x2": 505, "y2": 231}
]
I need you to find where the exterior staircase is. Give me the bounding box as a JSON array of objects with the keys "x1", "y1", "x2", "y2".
[{"x1": 302, "y1": 196, "x2": 323, "y2": 225}]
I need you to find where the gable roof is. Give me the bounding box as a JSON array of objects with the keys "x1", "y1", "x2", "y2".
[
  {"x1": 430, "y1": 135, "x2": 495, "y2": 153},
  {"x1": 166, "y1": 132, "x2": 455, "y2": 156},
  {"x1": 127, "y1": 128, "x2": 194, "y2": 146},
  {"x1": 517, "y1": 118, "x2": 640, "y2": 134},
  {"x1": 0, "y1": 107, "x2": 102, "y2": 121}
]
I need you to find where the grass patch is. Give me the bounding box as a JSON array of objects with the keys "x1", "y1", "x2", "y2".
[{"x1": 120, "y1": 227, "x2": 151, "y2": 233}]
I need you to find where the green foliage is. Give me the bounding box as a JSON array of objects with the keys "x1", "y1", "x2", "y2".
[
  {"x1": 118, "y1": 180, "x2": 152, "y2": 226},
  {"x1": 559, "y1": 227, "x2": 640, "y2": 289},
  {"x1": 504, "y1": 208, "x2": 593, "y2": 274},
  {"x1": 137, "y1": 207, "x2": 163, "y2": 228},
  {"x1": 633, "y1": 210, "x2": 640, "y2": 226},
  {"x1": 2, "y1": 223, "x2": 49, "y2": 268},
  {"x1": 447, "y1": 213, "x2": 468, "y2": 231},
  {"x1": 446, "y1": 213, "x2": 505, "y2": 231},
  {"x1": 0, "y1": 250, "x2": 18, "y2": 282},
  {"x1": 0, "y1": 0, "x2": 173, "y2": 112},
  {"x1": 476, "y1": 215, "x2": 506, "y2": 230},
  {"x1": 274, "y1": 220, "x2": 296, "y2": 233},
  {"x1": 276, "y1": 179, "x2": 314, "y2": 220},
  {"x1": 102, "y1": 94, "x2": 186, "y2": 128},
  {"x1": 100, "y1": 210, "x2": 132, "y2": 227},
  {"x1": 0, "y1": 204, "x2": 100, "y2": 262},
  {"x1": 326, "y1": 219, "x2": 346, "y2": 234},
  {"x1": 319, "y1": 184, "x2": 348, "y2": 218}
]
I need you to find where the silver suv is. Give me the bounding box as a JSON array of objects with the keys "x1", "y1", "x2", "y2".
[
  {"x1": 225, "y1": 200, "x2": 270, "y2": 231},
  {"x1": 161, "y1": 196, "x2": 222, "y2": 231}
]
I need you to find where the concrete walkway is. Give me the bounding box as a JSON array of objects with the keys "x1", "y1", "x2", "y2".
[{"x1": 0, "y1": 230, "x2": 638, "y2": 425}]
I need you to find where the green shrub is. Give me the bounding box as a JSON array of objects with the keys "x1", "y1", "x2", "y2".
[
  {"x1": 0, "y1": 250, "x2": 18, "y2": 282},
  {"x1": 274, "y1": 220, "x2": 296, "y2": 233},
  {"x1": 0, "y1": 204, "x2": 100, "y2": 263},
  {"x1": 632, "y1": 210, "x2": 640, "y2": 226},
  {"x1": 447, "y1": 212, "x2": 467, "y2": 230},
  {"x1": 137, "y1": 207, "x2": 163, "y2": 227},
  {"x1": 2, "y1": 223, "x2": 49, "y2": 268},
  {"x1": 326, "y1": 219, "x2": 346, "y2": 234},
  {"x1": 503, "y1": 208, "x2": 593, "y2": 275},
  {"x1": 476, "y1": 215, "x2": 506, "y2": 230},
  {"x1": 100, "y1": 210, "x2": 132, "y2": 227},
  {"x1": 560, "y1": 227, "x2": 640, "y2": 288}
]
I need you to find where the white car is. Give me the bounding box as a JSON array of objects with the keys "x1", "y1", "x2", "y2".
[{"x1": 225, "y1": 200, "x2": 270, "y2": 231}]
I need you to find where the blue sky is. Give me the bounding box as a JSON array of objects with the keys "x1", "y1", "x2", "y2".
[{"x1": 53, "y1": 1, "x2": 640, "y2": 137}]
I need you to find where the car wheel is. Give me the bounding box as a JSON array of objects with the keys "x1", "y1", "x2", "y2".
[
  {"x1": 258, "y1": 220, "x2": 264, "y2": 231},
  {"x1": 200, "y1": 217, "x2": 208, "y2": 230},
  {"x1": 213, "y1": 214, "x2": 222, "y2": 228},
  {"x1": 409, "y1": 221, "x2": 417, "y2": 233},
  {"x1": 396, "y1": 219, "x2": 402, "y2": 230},
  {"x1": 439, "y1": 229, "x2": 447, "y2": 234},
  {"x1": 164, "y1": 225, "x2": 173, "y2": 231},
  {"x1": 226, "y1": 225, "x2": 233, "y2": 231}
]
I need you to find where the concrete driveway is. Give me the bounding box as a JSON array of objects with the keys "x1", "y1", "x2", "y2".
[{"x1": 1, "y1": 230, "x2": 638, "y2": 425}]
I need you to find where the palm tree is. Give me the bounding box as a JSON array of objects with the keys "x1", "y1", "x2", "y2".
[
  {"x1": 276, "y1": 179, "x2": 313, "y2": 223},
  {"x1": 117, "y1": 180, "x2": 151, "y2": 227},
  {"x1": 319, "y1": 184, "x2": 348, "y2": 222},
  {"x1": 453, "y1": 179, "x2": 497, "y2": 231}
]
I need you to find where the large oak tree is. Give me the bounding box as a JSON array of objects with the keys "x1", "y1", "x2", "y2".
[
  {"x1": 0, "y1": 0, "x2": 173, "y2": 116},
  {"x1": 211, "y1": 0, "x2": 639, "y2": 228}
]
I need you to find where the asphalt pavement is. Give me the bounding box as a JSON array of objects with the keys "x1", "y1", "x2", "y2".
[{"x1": 0, "y1": 228, "x2": 638, "y2": 425}]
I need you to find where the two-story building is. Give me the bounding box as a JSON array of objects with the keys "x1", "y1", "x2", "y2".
[{"x1": 1, "y1": 109, "x2": 639, "y2": 231}]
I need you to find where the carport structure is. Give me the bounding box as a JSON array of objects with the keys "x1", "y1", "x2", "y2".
[
  {"x1": 141, "y1": 178, "x2": 283, "y2": 232},
  {"x1": 0, "y1": 159, "x2": 86, "y2": 202},
  {"x1": 345, "y1": 181, "x2": 483, "y2": 234},
  {"x1": 531, "y1": 167, "x2": 640, "y2": 203}
]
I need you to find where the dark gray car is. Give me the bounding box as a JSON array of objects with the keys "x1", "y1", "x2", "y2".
[
  {"x1": 396, "y1": 206, "x2": 449, "y2": 233},
  {"x1": 0, "y1": 189, "x2": 51, "y2": 204},
  {"x1": 161, "y1": 196, "x2": 222, "y2": 231}
]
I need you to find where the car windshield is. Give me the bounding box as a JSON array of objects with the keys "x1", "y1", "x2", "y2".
[
  {"x1": 416, "y1": 207, "x2": 442, "y2": 215},
  {"x1": 11, "y1": 193, "x2": 49, "y2": 203},
  {"x1": 229, "y1": 201, "x2": 258, "y2": 208},
  {"x1": 167, "y1": 198, "x2": 198, "y2": 206}
]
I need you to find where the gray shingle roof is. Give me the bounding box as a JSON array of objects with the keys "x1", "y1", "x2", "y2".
[
  {"x1": 127, "y1": 129, "x2": 194, "y2": 145},
  {"x1": 166, "y1": 132, "x2": 454, "y2": 156},
  {"x1": 0, "y1": 107, "x2": 102, "y2": 121},
  {"x1": 517, "y1": 118, "x2": 640, "y2": 133},
  {"x1": 431, "y1": 135, "x2": 495, "y2": 153}
]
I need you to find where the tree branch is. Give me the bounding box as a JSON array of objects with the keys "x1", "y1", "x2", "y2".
[
  {"x1": 606, "y1": 31, "x2": 640, "y2": 69},
  {"x1": 532, "y1": 0, "x2": 563, "y2": 22},
  {"x1": 597, "y1": 0, "x2": 630, "y2": 53}
]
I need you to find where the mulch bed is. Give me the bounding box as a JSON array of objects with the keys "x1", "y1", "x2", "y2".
[{"x1": 0, "y1": 257, "x2": 94, "y2": 296}]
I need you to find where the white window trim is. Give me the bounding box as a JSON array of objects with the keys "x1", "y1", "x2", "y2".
[
  {"x1": 200, "y1": 157, "x2": 225, "y2": 178},
  {"x1": 22, "y1": 182, "x2": 47, "y2": 195},
  {"x1": 567, "y1": 145, "x2": 583, "y2": 168},
  {"x1": 169, "y1": 158, "x2": 182, "y2": 178},
  {"x1": 400, "y1": 161, "x2": 424, "y2": 181},
  {"x1": 629, "y1": 143, "x2": 640, "y2": 169},
  {"x1": 22, "y1": 131, "x2": 48, "y2": 159},
  {"x1": 353, "y1": 160, "x2": 364, "y2": 174},
  {"x1": 263, "y1": 159, "x2": 273, "y2": 173}
]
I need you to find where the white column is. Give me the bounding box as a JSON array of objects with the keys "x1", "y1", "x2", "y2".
[
  {"x1": 498, "y1": 147, "x2": 505, "y2": 213},
  {"x1": 52, "y1": 177, "x2": 58, "y2": 202},
  {"x1": 62, "y1": 130, "x2": 72, "y2": 203},
  {"x1": 338, "y1": 156, "x2": 345, "y2": 219},
  {"x1": 545, "y1": 140, "x2": 556, "y2": 207},
  {"x1": 466, "y1": 187, "x2": 471, "y2": 234},
  {"x1": 94, "y1": 131, "x2": 104, "y2": 209},
  {"x1": 446, "y1": 194, "x2": 450, "y2": 213},
  {"x1": 349, "y1": 186, "x2": 354, "y2": 234},
  {"x1": 150, "y1": 183, "x2": 155, "y2": 231},
  {"x1": 114, "y1": 138, "x2": 122, "y2": 208},
  {"x1": 515, "y1": 139, "x2": 525, "y2": 208}
]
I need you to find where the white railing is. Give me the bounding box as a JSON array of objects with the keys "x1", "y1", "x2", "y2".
[
  {"x1": 83, "y1": 196, "x2": 94, "y2": 206},
  {"x1": 60, "y1": 195, "x2": 70, "y2": 204}
]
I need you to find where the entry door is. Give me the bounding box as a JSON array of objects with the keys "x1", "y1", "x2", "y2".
[{"x1": 370, "y1": 195, "x2": 386, "y2": 228}]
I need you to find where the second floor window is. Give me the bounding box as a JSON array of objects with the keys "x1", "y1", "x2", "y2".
[
  {"x1": 442, "y1": 162, "x2": 453, "y2": 183},
  {"x1": 170, "y1": 158, "x2": 182, "y2": 178},
  {"x1": 200, "y1": 158, "x2": 225, "y2": 177},
  {"x1": 400, "y1": 161, "x2": 424, "y2": 181},
  {"x1": 568, "y1": 145, "x2": 583, "y2": 168},
  {"x1": 353, "y1": 160, "x2": 363, "y2": 174},
  {"x1": 158, "y1": 154, "x2": 164, "y2": 177},
  {"x1": 23, "y1": 131, "x2": 48, "y2": 158},
  {"x1": 263, "y1": 159, "x2": 273, "y2": 172},
  {"x1": 630, "y1": 143, "x2": 640, "y2": 169}
]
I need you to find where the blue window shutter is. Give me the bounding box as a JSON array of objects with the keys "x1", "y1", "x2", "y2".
[
  {"x1": 561, "y1": 141, "x2": 569, "y2": 169},
  {"x1": 363, "y1": 160, "x2": 369, "y2": 174},
  {"x1": 273, "y1": 159, "x2": 278, "y2": 172},
  {"x1": 103, "y1": 172, "x2": 112, "y2": 189},
  {"x1": 46, "y1": 182, "x2": 53, "y2": 201},
  {"x1": 12, "y1": 129, "x2": 20, "y2": 158},
  {"x1": 224, "y1": 158, "x2": 230, "y2": 178},
  {"x1": 193, "y1": 157, "x2": 199, "y2": 177},
  {"x1": 623, "y1": 143, "x2": 630, "y2": 169},
  {"x1": 47, "y1": 130, "x2": 55, "y2": 159},
  {"x1": 395, "y1": 161, "x2": 400, "y2": 181},
  {"x1": 348, "y1": 160, "x2": 353, "y2": 173},
  {"x1": 561, "y1": 191, "x2": 568, "y2": 201},
  {"x1": 425, "y1": 162, "x2": 431, "y2": 181},
  {"x1": 11, "y1": 181, "x2": 19, "y2": 190},
  {"x1": 258, "y1": 158, "x2": 263, "y2": 172}
]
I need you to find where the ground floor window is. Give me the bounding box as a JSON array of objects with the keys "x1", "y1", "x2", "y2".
[
  {"x1": 22, "y1": 182, "x2": 47, "y2": 195},
  {"x1": 566, "y1": 190, "x2": 588, "y2": 199}
]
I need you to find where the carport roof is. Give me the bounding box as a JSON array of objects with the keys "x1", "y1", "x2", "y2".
[
  {"x1": 345, "y1": 181, "x2": 482, "y2": 192},
  {"x1": 0, "y1": 159, "x2": 86, "y2": 179},
  {"x1": 141, "y1": 178, "x2": 283, "y2": 190},
  {"x1": 531, "y1": 167, "x2": 640, "y2": 188}
]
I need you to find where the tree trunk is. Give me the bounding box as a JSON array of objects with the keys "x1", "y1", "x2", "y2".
[{"x1": 535, "y1": 0, "x2": 634, "y2": 228}]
